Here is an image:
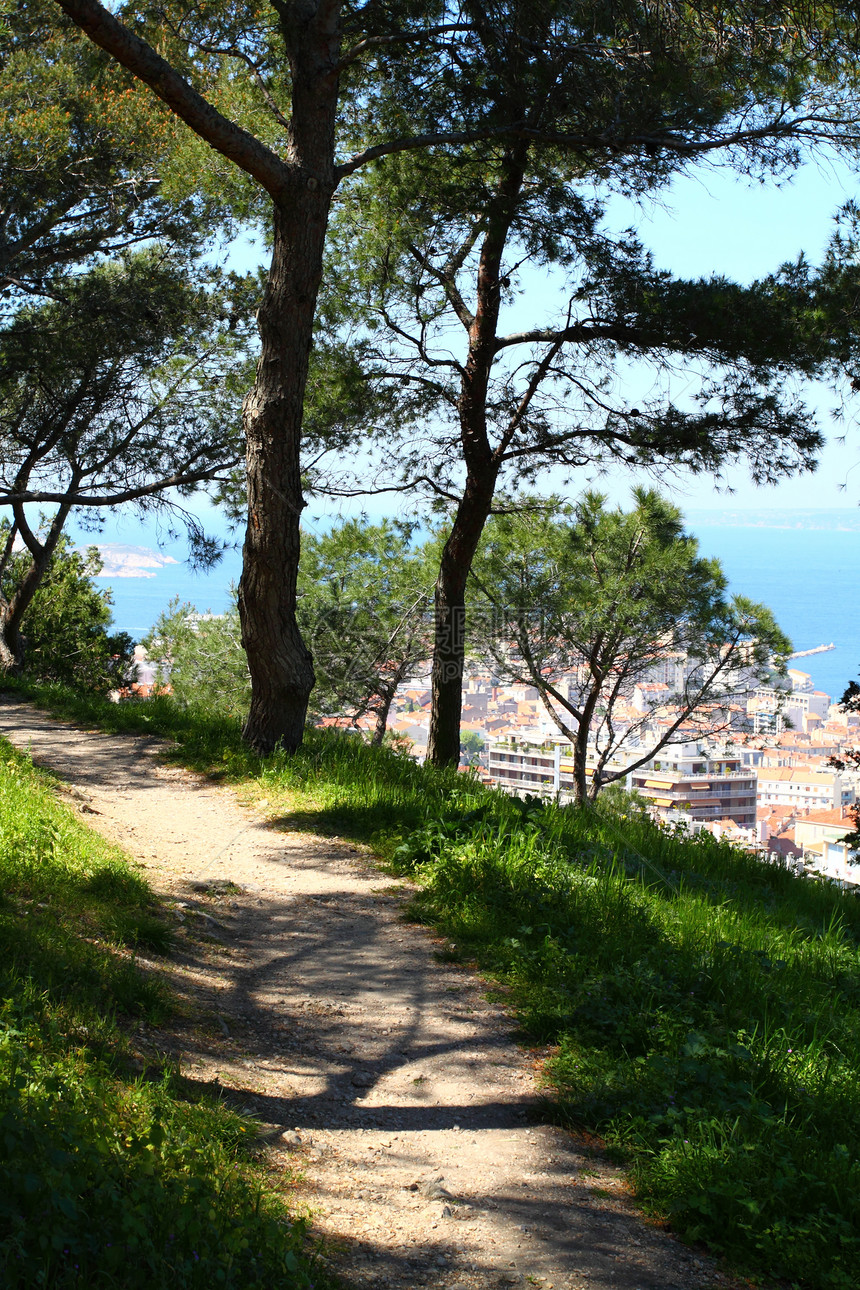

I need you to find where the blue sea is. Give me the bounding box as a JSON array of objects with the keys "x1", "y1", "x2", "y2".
[
  {"x1": 65, "y1": 508, "x2": 244, "y2": 642},
  {"x1": 99, "y1": 562, "x2": 242, "y2": 638},
  {"x1": 80, "y1": 511, "x2": 860, "y2": 704},
  {"x1": 688, "y1": 524, "x2": 860, "y2": 700},
  {"x1": 93, "y1": 545, "x2": 244, "y2": 641}
]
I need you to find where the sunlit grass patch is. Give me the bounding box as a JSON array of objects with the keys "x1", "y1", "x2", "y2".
[{"x1": 0, "y1": 734, "x2": 321, "y2": 1288}]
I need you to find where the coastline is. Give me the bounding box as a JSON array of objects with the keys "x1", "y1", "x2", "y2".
[{"x1": 78, "y1": 512, "x2": 859, "y2": 701}]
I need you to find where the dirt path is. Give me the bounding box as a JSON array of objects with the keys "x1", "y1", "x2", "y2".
[{"x1": 0, "y1": 697, "x2": 743, "y2": 1290}]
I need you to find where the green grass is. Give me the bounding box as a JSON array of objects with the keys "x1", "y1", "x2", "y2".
[
  {"x1": 403, "y1": 803, "x2": 860, "y2": 1289},
  {"x1": 0, "y1": 726, "x2": 321, "y2": 1289},
  {"x1": 7, "y1": 678, "x2": 860, "y2": 1288}
]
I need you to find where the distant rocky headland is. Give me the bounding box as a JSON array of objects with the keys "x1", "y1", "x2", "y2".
[
  {"x1": 84, "y1": 544, "x2": 179, "y2": 578},
  {"x1": 688, "y1": 508, "x2": 860, "y2": 531}
]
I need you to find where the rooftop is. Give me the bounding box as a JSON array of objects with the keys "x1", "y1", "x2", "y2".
[{"x1": 796, "y1": 807, "x2": 854, "y2": 827}]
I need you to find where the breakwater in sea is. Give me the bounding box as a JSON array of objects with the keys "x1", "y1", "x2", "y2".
[{"x1": 788, "y1": 643, "x2": 835, "y2": 659}]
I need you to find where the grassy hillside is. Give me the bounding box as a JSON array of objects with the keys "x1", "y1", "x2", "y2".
[
  {"x1": 0, "y1": 730, "x2": 320, "y2": 1289},
  {"x1": 8, "y1": 681, "x2": 860, "y2": 1289}
]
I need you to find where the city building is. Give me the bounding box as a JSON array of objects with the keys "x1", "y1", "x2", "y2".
[
  {"x1": 486, "y1": 739, "x2": 634, "y2": 801},
  {"x1": 488, "y1": 742, "x2": 559, "y2": 795},
  {"x1": 755, "y1": 766, "x2": 854, "y2": 813},
  {"x1": 627, "y1": 745, "x2": 758, "y2": 828},
  {"x1": 793, "y1": 808, "x2": 859, "y2": 884},
  {"x1": 486, "y1": 738, "x2": 758, "y2": 829}
]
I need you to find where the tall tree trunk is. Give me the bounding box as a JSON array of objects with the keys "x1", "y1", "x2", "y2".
[
  {"x1": 53, "y1": 0, "x2": 344, "y2": 756},
  {"x1": 426, "y1": 469, "x2": 497, "y2": 766},
  {"x1": 0, "y1": 612, "x2": 21, "y2": 674},
  {"x1": 426, "y1": 146, "x2": 528, "y2": 768},
  {"x1": 573, "y1": 674, "x2": 602, "y2": 804},
  {"x1": 371, "y1": 684, "x2": 395, "y2": 746},
  {"x1": 238, "y1": 197, "x2": 325, "y2": 754},
  {"x1": 371, "y1": 658, "x2": 411, "y2": 746},
  {"x1": 0, "y1": 505, "x2": 71, "y2": 674},
  {"x1": 572, "y1": 725, "x2": 590, "y2": 805},
  {"x1": 239, "y1": 7, "x2": 340, "y2": 755}
]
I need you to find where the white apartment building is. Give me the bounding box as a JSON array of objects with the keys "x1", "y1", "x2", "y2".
[
  {"x1": 785, "y1": 691, "x2": 831, "y2": 724},
  {"x1": 487, "y1": 740, "x2": 633, "y2": 801},
  {"x1": 486, "y1": 739, "x2": 758, "y2": 829},
  {"x1": 756, "y1": 766, "x2": 854, "y2": 813},
  {"x1": 627, "y1": 745, "x2": 758, "y2": 828},
  {"x1": 794, "y1": 808, "x2": 859, "y2": 885},
  {"x1": 751, "y1": 709, "x2": 785, "y2": 736},
  {"x1": 754, "y1": 668, "x2": 830, "y2": 725},
  {"x1": 488, "y1": 742, "x2": 559, "y2": 795}
]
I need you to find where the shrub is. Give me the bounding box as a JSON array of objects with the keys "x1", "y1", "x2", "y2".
[
  {"x1": 143, "y1": 596, "x2": 249, "y2": 720},
  {"x1": 1, "y1": 532, "x2": 132, "y2": 693}
]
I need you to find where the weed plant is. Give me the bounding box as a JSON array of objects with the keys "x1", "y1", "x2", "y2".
[
  {"x1": 0, "y1": 732, "x2": 317, "y2": 1288},
  {"x1": 7, "y1": 680, "x2": 860, "y2": 1287}
]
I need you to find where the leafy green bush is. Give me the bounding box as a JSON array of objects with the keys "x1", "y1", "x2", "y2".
[
  {"x1": 1, "y1": 533, "x2": 132, "y2": 693},
  {"x1": 143, "y1": 596, "x2": 249, "y2": 720}
]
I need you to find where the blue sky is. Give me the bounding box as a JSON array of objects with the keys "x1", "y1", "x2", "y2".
[{"x1": 595, "y1": 157, "x2": 860, "y2": 513}]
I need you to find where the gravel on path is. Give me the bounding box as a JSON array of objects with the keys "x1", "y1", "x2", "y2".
[{"x1": 0, "y1": 697, "x2": 748, "y2": 1290}]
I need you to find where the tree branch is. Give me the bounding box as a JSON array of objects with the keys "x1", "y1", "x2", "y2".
[
  {"x1": 494, "y1": 319, "x2": 641, "y2": 352},
  {"x1": 53, "y1": 0, "x2": 292, "y2": 198},
  {"x1": 336, "y1": 109, "x2": 860, "y2": 182},
  {"x1": 313, "y1": 472, "x2": 462, "y2": 503},
  {"x1": 336, "y1": 24, "x2": 477, "y2": 71},
  {"x1": 493, "y1": 326, "x2": 569, "y2": 463},
  {"x1": 0, "y1": 461, "x2": 239, "y2": 509},
  {"x1": 189, "y1": 38, "x2": 292, "y2": 134},
  {"x1": 407, "y1": 242, "x2": 474, "y2": 331},
  {"x1": 11, "y1": 504, "x2": 44, "y2": 560},
  {"x1": 0, "y1": 522, "x2": 18, "y2": 606}
]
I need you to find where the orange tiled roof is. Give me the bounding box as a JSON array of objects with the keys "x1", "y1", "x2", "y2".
[{"x1": 797, "y1": 807, "x2": 855, "y2": 827}]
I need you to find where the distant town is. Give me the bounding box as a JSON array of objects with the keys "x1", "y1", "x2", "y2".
[
  {"x1": 129, "y1": 618, "x2": 860, "y2": 889},
  {"x1": 307, "y1": 659, "x2": 860, "y2": 887}
]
